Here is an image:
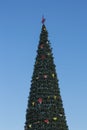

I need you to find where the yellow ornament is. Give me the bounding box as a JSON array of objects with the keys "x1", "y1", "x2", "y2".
[
  {"x1": 48, "y1": 96, "x2": 50, "y2": 99},
  {"x1": 36, "y1": 76, "x2": 39, "y2": 80},
  {"x1": 32, "y1": 102, "x2": 35, "y2": 106},
  {"x1": 29, "y1": 124, "x2": 32, "y2": 128},
  {"x1": 43, "y1": 27, "x2": 46, "y2": 31},
  {"x1": 59, "y1": 113, "x2": 63, "y2": 117},
  {"x1": 53, "y1": 117, "x2": 57, "y2": 121},
  {"x1": 52, "y1": 73, "x2": 55, "y2": 78},
  {"x1": 54, "y1": 95, "x2": 57, "y2": 99},
  {"x1": 47, "y1": 53, "x2": 50, "y2": 56}
]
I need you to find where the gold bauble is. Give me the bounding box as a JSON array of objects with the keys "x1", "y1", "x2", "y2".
[
  {"x1": 52, "y1": 73, "x2": 55, "y2": 78},
  {"x1": 48, "y1": 96, "x2": 50, "y2": 99},
  {"x1": 29, "y1": 124, "x2": 32, "y2": 128},
  {"x1": 47, "y1": 53, "x2": 50, "y2": 56},
  {"x1": 43, "y1": 28, "x2": 46, "y2": 31},
  {"x1": 36, "y1": 76, "x2": 39, "y2": 79},
  {"x1": 54, "y1": 95, "x2": 57, "y2": 99},
  {"x1": 53, "y1": 117, "x2": 57, "y2": 121},
  {"x1": 32, "y1": 102, "x2": 35, "y2": 106}
]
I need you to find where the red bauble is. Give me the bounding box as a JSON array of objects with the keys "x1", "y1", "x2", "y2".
[
  {"x1": 41, "y1": 55, "x2": 45, "y2": 60},
  {"x1": 44, "y1": 119, "x2": 49, "y2": 124},
  {"x1": 44, "y1": 75, "x2": 47, "y2": 79},
  {"x1": 38, "y1": 98, "x2": 43, "y2": 104},
  {"x1": 40, "y1": 44, "x2": 44, "y2": 49}
]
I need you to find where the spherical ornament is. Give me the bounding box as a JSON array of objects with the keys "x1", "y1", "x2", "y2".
[
  {"x1": 52, "y1": 73, "x2": 55, "y2": 78},
  {"x1": 44, "y1": 119, "x2": 49, "y2": 124},
  {"x1": 44, "y1": 75, "x2": 47, "y2": 79},
  {"x1": 40, "y1": 44, "x2": 44, "y2": 49},
  {"x1": 32, "y1": 102, "x2": 35, "y2": 106},
  {"x1": 43, "y1": 27, "x2": 46, "y2": 31},
  {"x1": 48, "y1": 96, "x2": 50, "y2": 99},
  {"x1": 36, "y1": 76, "x2": 39, "y2": 80},
  {"x1": 29, "y1": 124, "x2": 32, "y2": 128},
  {"x1": 46, "y1": 41, "x2": 48, "y2": 44},
  {"x1": 59, "y1": 113, "x2": 63, "y2": 117},
  {"x1": 38, "y1": 98, "x2": 43, "y2": 104},
  {"x1": 34, "y1": 121, "x2": 40, "y2": 124},
  {"x1": 53, "y1": 117, "x2": 57, "y2": 121},
  {"x1": 41, "y1": 55, "x2": 45, "y2": 60},
  {"x1": 54, "y1": 95, "x2": 57, "y2": 99},
  {"x1": 47, "y1": 53, "x2": 50, "y2": 56}
]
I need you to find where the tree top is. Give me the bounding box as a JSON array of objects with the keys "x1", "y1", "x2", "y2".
[{"x1": 41, "y1": 16, "x2": 46, "y2": 24}]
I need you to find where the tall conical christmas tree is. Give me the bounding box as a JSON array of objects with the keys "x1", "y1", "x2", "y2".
[{"x1": 24, "y1": 18, "x2": 69, "y2": 130}]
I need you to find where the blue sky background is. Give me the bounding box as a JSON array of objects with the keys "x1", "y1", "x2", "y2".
[{"x1": 0, "y1": 0, "x2": 87, "y2": 130}]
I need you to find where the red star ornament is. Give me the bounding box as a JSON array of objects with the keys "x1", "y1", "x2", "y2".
[{"x1": 42, "y1": 16, "x2": 46, "y2": 24}]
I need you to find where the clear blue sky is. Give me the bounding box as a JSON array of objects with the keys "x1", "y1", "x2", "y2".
[{"x1": 0, "y1": 0, "x2": 87, "y2": 130}]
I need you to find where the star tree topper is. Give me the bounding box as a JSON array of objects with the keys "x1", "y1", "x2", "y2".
[{"x1": 41, "y1": 16, "x2": 46, "y2": 24}]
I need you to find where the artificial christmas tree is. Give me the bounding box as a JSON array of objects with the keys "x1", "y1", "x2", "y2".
[{"x1": 24, "y1": 19, "x2": 69, "y2": 130}]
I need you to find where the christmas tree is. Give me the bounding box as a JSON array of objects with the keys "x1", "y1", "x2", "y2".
[{"x1": 24, "y1": 18, "x2": 69, "y2": 130}]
